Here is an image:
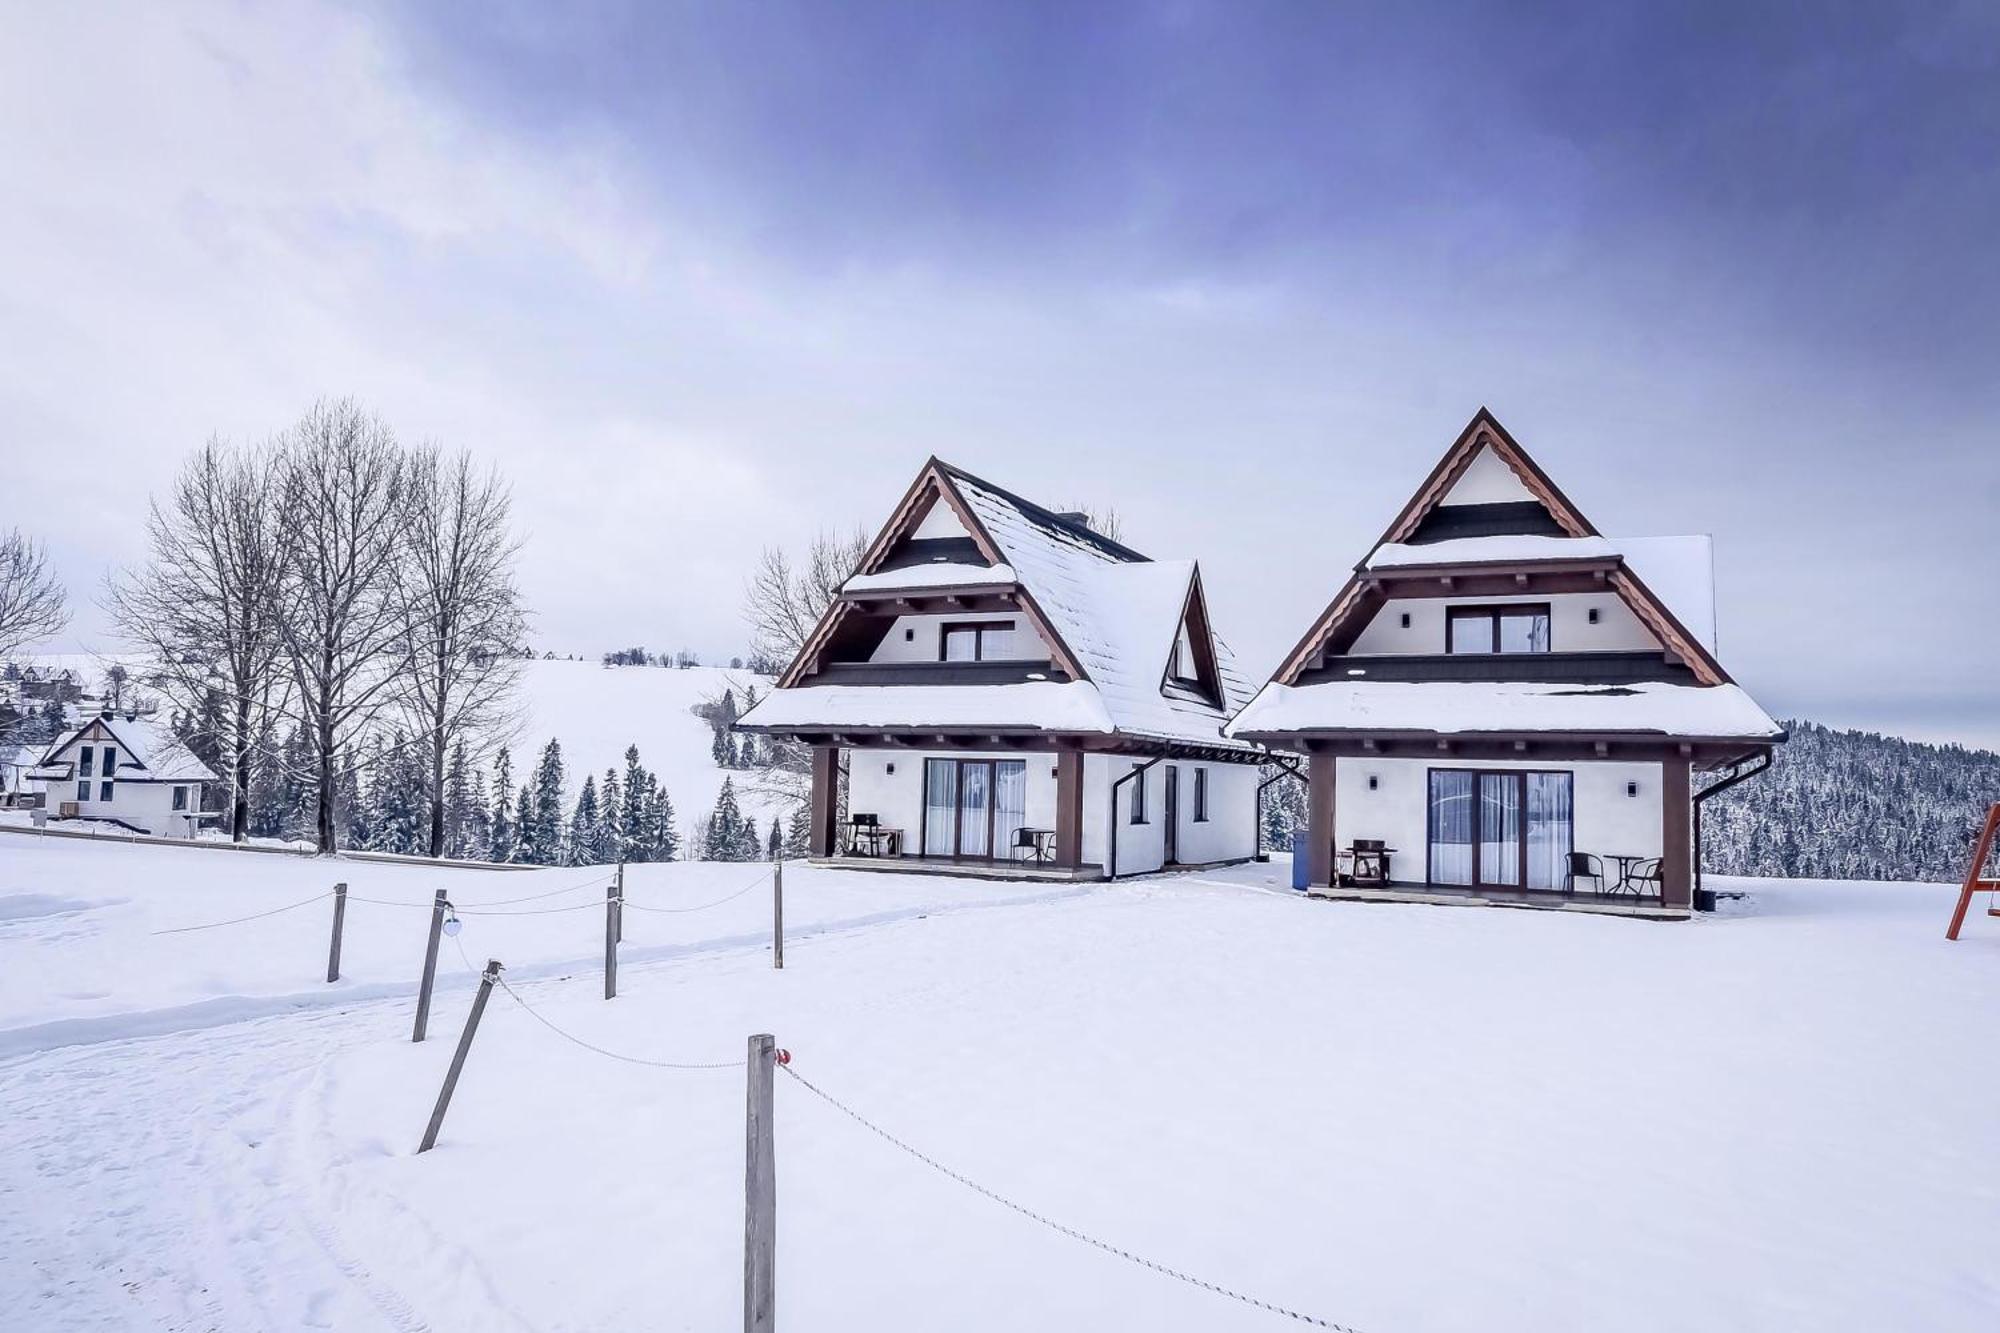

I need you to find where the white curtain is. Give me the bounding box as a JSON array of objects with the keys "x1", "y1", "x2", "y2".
[
  {"x1": 1525, "y1": 772, "x2": 1574, "y2": 891},
  {"x1": 1428, "y1": 771, "x2": 1475, "y2": 886},
  {"x1": 1477, "y1": 773, "x2": 1522, "y2": 886},
  {"x1": 994, "y1": 760, "x2": 1027, "y2": 855},
  {"x1": 923, "y1": 760, "x2": 957, "y2": 856},
  {"x1": 958, "y1": 762, "x2": 991, "y2": 857}
]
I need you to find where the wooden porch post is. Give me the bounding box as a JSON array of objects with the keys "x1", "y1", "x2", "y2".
[
  {"x1": 1661, "y1": 757, "x2": 1692, "y2": 909},
  {"x1": 808, "y1": 745, "x2": 840, "y2": 857},
  {"x1": 1054, "y1": 748, "x2": 1084, "y2": 870},
  {"x1": 1306, "y1": 749, "x2": 1336, "y2": 889}
]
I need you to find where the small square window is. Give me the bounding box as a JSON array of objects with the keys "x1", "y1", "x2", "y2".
[{"x1": 172, "y1": 787, "x2": 187, "y2": 811}]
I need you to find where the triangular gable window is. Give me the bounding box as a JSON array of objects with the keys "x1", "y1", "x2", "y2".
[{"x1": 1162, "y1": 576, "x2": 1224, "y2": 706}]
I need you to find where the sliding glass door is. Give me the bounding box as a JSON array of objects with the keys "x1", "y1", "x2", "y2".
[
  {"x1": 923, "y1": 758, "x2": 1029, "y2": 859},
  {"x1": 1429, "y1": 769, "x2": 1573, "y2": 891}
]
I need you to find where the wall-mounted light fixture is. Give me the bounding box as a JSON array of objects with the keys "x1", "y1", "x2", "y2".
[
  {"x1": 905, "y1": 628, "x2": 916, "y2": 641},
  {"x1": 1050, "y1": 766, "x2": 1059, "y2": 779},
  {"x1": 1588, "y1": 608, "x2": 1602, "y2": 626},
  {"x1": 1400, "y1": 612, "x2": 1412, "y2": 629},
  {"x1": 1367, "y1": 774, "x2": 1380, "y2": 791},
  {"x1": 1626, "y1": 780, "x2": 1639, "y2": 798},
  {"x1": 886, "y1": 762, "x2": 896, "y2": 775}
]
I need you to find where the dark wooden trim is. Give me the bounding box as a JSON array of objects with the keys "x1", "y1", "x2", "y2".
[
  {"x1": 1054, "y1": 749, "x2": 1084, "y2": 868},
  {"x1": 1306, "y1": 751, "x2": 1336, "y2": 888},
  {"x1": 1237, "y1": 732, "x2": 1777, "y2": 767},
  {"x1": 1375, "y1": 408, "x2": 1601, "y2": 549},
  {"x1": 804, "y1": 660, "x2": 1068, "y2": 687},
  {"x1": 1661, "y1": 757, "x2": 1692, "y2": 909},
  {"x1": 840, "y1": 589, "x2": 1020, "y2": 612},
  {"x1": 1159, "y1": 567, "x2": 1224, "y2": 707},
  {"x1": 937, "y1": 619, "x2": 1019, "y2": 662},
  {"x1": 808, "y1": 746, "x2": 840, "y2": 857},
  {"x1": 1298, "y1": 650, "x2": 1697, "y2": 687}
]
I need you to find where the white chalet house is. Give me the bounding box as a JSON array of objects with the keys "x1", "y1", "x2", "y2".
[
  {"x1": 736, "y1": 458, "x2": 1265, "y2": 878},
  {"x1": 1227, "y1": 409, "x2": 1785, "y2": 918},
  {"x1": 27, "y1": 711, "x2": 218, "y2": 838}
]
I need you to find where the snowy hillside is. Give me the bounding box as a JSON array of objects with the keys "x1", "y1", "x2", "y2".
[
  {"x1": 509, "y1": 659, "x2": 781, "y2": 832},
  {"x1": 4, "y1": 838, "x2": 1999, "y2": 1330}
]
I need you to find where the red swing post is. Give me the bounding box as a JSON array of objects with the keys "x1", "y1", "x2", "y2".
[{"x1": 1945, "y1": 803, "x2": 2000, "y2": 941}]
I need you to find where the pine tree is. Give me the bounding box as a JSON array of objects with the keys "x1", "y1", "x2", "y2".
[
  {"x1": 706, "y1": 777, "x2": 747, "y2": 861},
  {"x1": 513, "y1": 782, "x2": 536, "y2": 862},
  {"x1": 785, "y1": 802, "x2": 812, "y2": 858},
  {"x1": 600, "y1": 766, "x2": 623, "y2": 861},
  {"x1": 489, "y1": 746, "x2": 516, "y2": 863},
  {"x1": 766, "y1": 816, "x2": 783, "y2": 861},
  {"x1": 619, "y1": 746, "x2": 651, "y2": 858},
  {"x1": 568, "y1": 774, "x2": 603, "y2": 867},
  {"x1": 442, "y1": 738, "x2": 474, "y2": 859},
  {"x1": 523, "y1": 739, "x2": 567, "y2": 866},
  {"x1": 649, "y1": 778, "x2": 679, "y2": 862}
]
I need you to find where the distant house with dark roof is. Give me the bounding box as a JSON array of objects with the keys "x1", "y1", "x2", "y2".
[
  {"x1": 736, "y1": 458, "x2": 1264, "y2": 878},
  {"x1": 27, "y1": 711, "x2": 218, "y2": 837}
]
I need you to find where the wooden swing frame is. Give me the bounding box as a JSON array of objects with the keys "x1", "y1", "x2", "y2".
[{"x1": 1945, "y1": 803, "x2": 2000, "y2": 941}]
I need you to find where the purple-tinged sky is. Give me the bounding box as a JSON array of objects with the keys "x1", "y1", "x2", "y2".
[{"x1": 4, "y1": 1, "x2": 1997, "y2": 744}]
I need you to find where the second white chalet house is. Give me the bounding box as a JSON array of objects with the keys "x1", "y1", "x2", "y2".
[
  {"x1": 26, "y1": 711, "x2": 218, "y2": 838},
  {"x1": 1227, "y1": 410, "x2": 1785, "y2": 918},
  {"x1": 736, "y1": 458, "x2": 1263, "y2": 877}
]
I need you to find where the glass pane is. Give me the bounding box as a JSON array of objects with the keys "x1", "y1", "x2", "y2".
[
  {"x1": 103, "y1": 747, "x2": 116, "y2": 776},
  {"x1": 994, "y1": 761, "x2": 1027, "y2": 853},
  {"x1": 942, "y1": 628, "x2": 978, "y2": 662},
  {"x1": 923, "y1": 760, "x2": 958, "y2": 855},
  {"x1": 79, "y1": 746, "x2": 93, "y2": 777},
  {"x1": 1477, "y1": 773, "x2": 1522, "y2": 886},
  {"x1": 1525, "y1": 772, "x2": 1573, "y2": 891},
  {"x1": 1447, "y1": 613, "x2": 1491, "y2": 655},
  {"x1": 959, "y1": 763, "x2": 991, "y2": 857},
  {"x1": 1428, "y1": 771, "x2": 1475, "y2": 886},
  {"x1": 1498, "y1": 611, "x2": 1551, "y2": 654},
  {"x1": 981, "y1": 624, "x2": 1018, "y2": 660}
]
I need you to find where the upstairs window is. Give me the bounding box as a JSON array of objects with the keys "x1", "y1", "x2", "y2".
[
  {"x1": 102, "y1": 747, "x2": 116, "y2": 777},
  {"x1": 1447, "y1": 604, "x2": 1551, "y2": 655},
  {"x1": 939, "y1": 621, "x2": 1019, "y2": 662},
  {"x1": 1168, "y1": 625, "x2": 1202, "y2": 685},
  {"x1": 79, "y1": 745, "x2": 94, "y2": 778}
]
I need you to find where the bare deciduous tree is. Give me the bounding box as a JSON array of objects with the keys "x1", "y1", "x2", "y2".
[
  {"x1": 0, "y1": 528, "x2": 68, "y2": 659},
  {"x1": 741, "y1": 527, "x2": 868, "y2": 668},
  {"x1": 272, "y1": 400, "x2": 412, "y2": 853},
  {"x1": 105, "y1": 439, "x2": 288, "y2": 842},
  {"x1": 392, "y1": 446, "x2": 528, "y2": 858}
]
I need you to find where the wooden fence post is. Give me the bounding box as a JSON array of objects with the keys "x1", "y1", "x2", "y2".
[
  {"x1": 604, "y1": 881, "x2": 619, "y2": 1000},
  {"x1": 418, "y1": 958, "x2": 502, "y2": 1154},
  {"x1": 772, "y1": 861, "x2": 784, "y2": 970},
  {"x1": 744, "y1": 1033, "x2": 777, "y2": 1333},
  {"x1": 413, "y1": 888, "x2": 448, "y2": 1042},
  {"x1": 615, "y1": 861, "x2": 625, "y2": 943},
  {"x1": 325, "y1": 882, "x2": 347, "y2": 983}
]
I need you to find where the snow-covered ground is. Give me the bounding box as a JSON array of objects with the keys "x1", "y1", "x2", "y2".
[{"x1": 3, "y1": 839, "x2": 1998, "y2": 1331}]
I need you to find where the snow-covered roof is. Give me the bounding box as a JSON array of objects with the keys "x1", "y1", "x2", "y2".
[
  {"x1": 743, "y1": 464, "x2": 1259, "y2": 753},
  {"x1": 731, "y1": 681, "x2": 1113, "y2": 734},
  {"x1": 1228, "y1": 679, "x2": 1783, "y2": 741},
  {"x1": 842, "y1": 562, "x2": 1017, "y2": 593},
  {"x1": 40, "y1": 714, "x2": 219, "y2": 783},
  {"x1": 1367, "y1": 535, "x2": 1622, "y2": 568},
  {"x1": 1365, "y1": 532, "x2": 1719, "y2": 655}
]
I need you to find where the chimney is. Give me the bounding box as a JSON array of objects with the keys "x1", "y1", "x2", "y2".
[{"x1": 1055, "y1": 510, "x2": 1092, "y2": 531}]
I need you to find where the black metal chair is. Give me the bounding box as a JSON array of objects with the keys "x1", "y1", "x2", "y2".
[
  {"x1": 1567, "y1": 851, "x2": 1607, "y2": 897},
  {"x1": 1010, "y1": 827, "x2": 1051, "y2": 864},
  {"x1": 1627, "y1": 857, "x2": 1665, "y2": 902}
]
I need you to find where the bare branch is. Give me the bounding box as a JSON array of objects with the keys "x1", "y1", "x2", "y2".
[{"x1": 0, "y1": 528, "x2": 69, "y2": 658}]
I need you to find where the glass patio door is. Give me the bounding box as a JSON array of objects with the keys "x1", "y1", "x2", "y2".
[
  {"x1": 1430, "y1": 769, "x2": 1573, "y2": 891},
  {"x1": 1476, "y1": 773, "x2": 1522, "y2": 888},
  {"x1": 924, "y1": 758, "x2": 1029, "y2": 859},
  {"x1": 958, "y1": 762, "x2": 991, "y2": 858}
]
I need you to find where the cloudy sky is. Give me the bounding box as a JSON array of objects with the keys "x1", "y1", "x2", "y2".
[{"x1": 5, "y1": 1, "x2": 1997, "y2": 745}]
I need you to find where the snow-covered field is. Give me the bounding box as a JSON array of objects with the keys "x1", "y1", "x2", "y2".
[
  {"x1": 509, "y1": 658, "x2": 781, "y2": 831},
  {"x1": 3, "y1": 839, "x2": 1998, "y2": 1331}
]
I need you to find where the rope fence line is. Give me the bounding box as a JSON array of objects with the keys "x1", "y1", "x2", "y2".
[
  {"x1": 619, "y1": 866, "x2": 771, "y2": 915},
  {"x1": 490, "y1": 972, "x2": 740, "y2": 1071},
  {"x1": 149, "y1": 889, "x2": 333, "y2": 935},
  {"x1": 778, "y1": 1061, "x2": 1360, "y2": 1333},
  {"x1": 456, "y1": 871, "x2": 615, "y2": 907}
]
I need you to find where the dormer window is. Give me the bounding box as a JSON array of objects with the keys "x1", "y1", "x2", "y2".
[
  {"x1": 1168, "y1": 624, "x2": 1201, "y2": 685},
  {"x1": 1448, "y1": 604, "x2": 1551, "y2": 655},
  {"x1": 940, "y1": 620, "x2": 1018, "y2": 662}
]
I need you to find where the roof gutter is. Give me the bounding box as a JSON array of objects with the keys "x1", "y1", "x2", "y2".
[
  {"x1": 1692, "y1": 751, "x2": 1773, "y2": 908},
  {"x1": 1107, "y1": 756, "x2": 1163, "y2": 881}
]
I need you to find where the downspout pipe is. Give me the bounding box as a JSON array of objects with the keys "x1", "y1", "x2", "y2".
[
  {"x1": 1254, "y1": 756, "x2": 1307, "y2": 863},
  {"x1": 1692, "y1": 752, "x2": 1772, "y2": 908},
  {"x1": 1107, "y1": 756, "x2": 1164, "y2": 881}
]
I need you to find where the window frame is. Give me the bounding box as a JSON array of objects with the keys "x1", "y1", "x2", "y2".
[
  {"x1": 79, "y1": 744, "x2": 94, "y2": 778},
  {"x1": 1129, "y1": 764, "x2": 1149, "y2": 825},
  {"x1": 937, "y1": 619, "x2": 1021, "y2": 664},
  {"x1": 1192, "y1": 767, "x2": 1209, "y2": 822},
  {"x1": 99, "y1": 780, "x2": 114, "y2": 802},
  {"x1": 76, "y1": 781, "x2": 90, "y2": 803},
  {"x1": 172, "y1": 786, "x2": 187, "y2": 812},
  {"x1": 1445, "y1": 602, "x2": 1553, "y2": 656}
]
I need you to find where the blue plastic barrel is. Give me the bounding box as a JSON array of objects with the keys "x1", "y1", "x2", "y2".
[{"x1": 1291, "y1": 830, "x2": 1311, "y2": 890}]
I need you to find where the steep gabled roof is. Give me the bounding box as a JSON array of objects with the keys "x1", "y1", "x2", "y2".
[
  {"x1": 40, "y1": 714, "x2": 219, "y2": 783},
  {"x1": 752, "y1": 458, "x2": 1255, "y2": 751},
  {"x1": 1269, "y1": 410, "x2": 1735, "y2": 690}
]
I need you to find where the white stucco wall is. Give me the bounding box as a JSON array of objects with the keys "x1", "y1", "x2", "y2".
[
  {"x1": 45, "y1": 776, "x2": 202, "y2": 837},
  {"x1": 1346, "y1": 592, "x2": 1656, "y2": 657},
  {"x1": 843, "y1": 747, "x2": 1256, "y2": 874},
  {"x1": 1330, "y1": 756, "x2": 1669, "y2": 886},
  {"x1": 866, "y1": 613, "x2": 1053, "y2": 665},
  {"x1": 1438, "y1": 445, "x2": 1533, "y2": 506},
  {"x1": 912, "y1": 500, "x2": 972, "y2": 540}
]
